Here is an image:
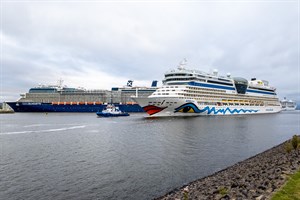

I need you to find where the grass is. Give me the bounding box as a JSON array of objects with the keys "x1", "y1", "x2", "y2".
[
  {"x1": 219, "y1": 186, "x2": 228, "y2": 197},
  {"x1": 271, "y1": 170, "x2": 300, "y2": 200}
]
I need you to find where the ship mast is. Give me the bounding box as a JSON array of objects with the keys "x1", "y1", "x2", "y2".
[
  {"x1": 57, "y1": 79, "x2": 64, "y2": 89},
  {"x1": 178, "y1": 58, "x2": 187, "y2": 70}
]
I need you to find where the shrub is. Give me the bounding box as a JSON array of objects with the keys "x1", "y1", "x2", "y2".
[
  {"x1": 183, "y1": 186, "x2": 189, "y2": 200},
  {"x1": 285, "y1": 142, "x2": 293, "y2": 153},
  {"x1": 291, "y1": 135, "x2": 299, "y2": 150},
  {"x1": 219, "y1": 186, "x2": 228, "y2": 196}
]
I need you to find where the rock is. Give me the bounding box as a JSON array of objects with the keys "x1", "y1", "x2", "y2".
[
  {"x1": 156, "y1": 137, "x2": 300, "y2": 200},
  {"x1": 256, "y1": 195, "x2": 265, "y2": 200},
  {"x1": 220, "y1": 194, "x2": 230, "y2": 200},
  {"x1": 241, "y1": 189, "x2": 248, "y2": 197},
  {"x1": 183, "y1": 186, "x2": 189, "y2": 192},
  {"x1": 231, "y1": 182, "x2": 238, "y2": 188},
  {"x1": 258, "y1": 185, "x2": 266, "y2": 190},
  {"x1": 282, "y1": 170, "x2": 291, "y2": 175}
]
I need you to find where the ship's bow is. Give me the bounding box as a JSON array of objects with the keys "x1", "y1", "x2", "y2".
[{"x1": 131, "y1": 97, "x2": 167, "y2": 116}]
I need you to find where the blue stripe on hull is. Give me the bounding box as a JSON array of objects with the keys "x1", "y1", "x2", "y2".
[{"x1": 6, "y1": 102, "x2": 144, "y2": 112}]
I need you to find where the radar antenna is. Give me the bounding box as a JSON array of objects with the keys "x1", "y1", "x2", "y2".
[
  {"x1": 178, "y1": 58, "x2": 187, "y2": 70},
  {"x1": 57, "y1": 79, "x2": 64, "y2": 89}
]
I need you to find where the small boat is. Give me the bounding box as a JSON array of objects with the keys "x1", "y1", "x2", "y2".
[{"x1": 96, "y1": 104, "x2": 129, "y2": 117}]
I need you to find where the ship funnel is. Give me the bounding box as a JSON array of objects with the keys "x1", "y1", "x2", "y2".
[
  {"x1": 127, "y1": 80, "x2": 133, "y2": 87},
  {"x1": 151, "y1": 80, "x2": 158, "y2": 87}
]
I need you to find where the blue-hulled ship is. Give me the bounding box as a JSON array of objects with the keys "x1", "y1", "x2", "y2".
[{"x1": 6, "y1": 80, "x2": 157, "y2": 113}]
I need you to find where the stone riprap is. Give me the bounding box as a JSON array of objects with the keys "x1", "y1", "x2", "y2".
[{"x1": 156, "y1": 137, "x2": 300, "y2": 200}]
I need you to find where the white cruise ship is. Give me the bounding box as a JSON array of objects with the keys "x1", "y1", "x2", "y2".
[
  {"x1": 280, "y1": 98, "x2": 297, "y2": 111},
  {"x1": 133, "y1": 60, "x2": 282, "y2": 117}
]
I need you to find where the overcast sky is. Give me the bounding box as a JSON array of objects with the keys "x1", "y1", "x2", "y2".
[{"x1": 1, "y1": 0, "x2": 299, "y2": 102}]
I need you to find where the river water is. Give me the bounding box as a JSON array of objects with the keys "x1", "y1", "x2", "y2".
[{"x1": 1, "y1": 111, "x2": 299, "y2": 200}]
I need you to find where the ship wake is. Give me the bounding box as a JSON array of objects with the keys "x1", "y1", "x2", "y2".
[{"x1": 1, "y1": 125, "x2": 86, "y2": 135}]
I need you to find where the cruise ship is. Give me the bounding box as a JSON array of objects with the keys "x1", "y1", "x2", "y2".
[
  {"x1": 280, "y1": 98, "x2": 297, "y2": 111},
  {"x1": 133, "y1": 60, "x2": 282, "y2": 117},
  {"x1": 7, "y1": 80, "x2": 157, "y2": 112}
]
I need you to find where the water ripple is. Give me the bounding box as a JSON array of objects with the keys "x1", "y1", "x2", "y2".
[{"x1": 0, "y1": 125, "x2": 86, "y2": 135}]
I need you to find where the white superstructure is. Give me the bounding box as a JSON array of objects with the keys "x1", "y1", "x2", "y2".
[
  {"x1": 133, "y1": 60, "x2": 282, "y2": 117},
  {"x1": 280, "y1": 98, "x2": 297, "y2": 111}
]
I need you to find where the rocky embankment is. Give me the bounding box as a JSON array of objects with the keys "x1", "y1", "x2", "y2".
[{"x1": 156, "y1": 136, "x2": 300, "y2": 200}]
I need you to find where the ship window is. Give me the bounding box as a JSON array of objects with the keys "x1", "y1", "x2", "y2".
[
  {"x1": 233, "y1": 77, "x2": 248, "y2": 94},
  {"x1": 207, "y1": 80, "x2": 233, "y2": 86}
]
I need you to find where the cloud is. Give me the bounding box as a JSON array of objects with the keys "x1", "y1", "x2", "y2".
[{"x1": 1, "y1": 1, "x2": 299, "y2": 102}]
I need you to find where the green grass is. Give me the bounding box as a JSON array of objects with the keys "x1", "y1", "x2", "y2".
[{"x1": 271, "y1": 170, "x2": 300, "y2": 200}]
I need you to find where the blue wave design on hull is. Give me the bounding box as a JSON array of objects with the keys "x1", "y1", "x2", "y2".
[
  {"x1": 200, "y1": 106, "x2": 259, "y2": 115},
  {"x1": 174, "y1": 103, "x2": 259, "y2": 115}
]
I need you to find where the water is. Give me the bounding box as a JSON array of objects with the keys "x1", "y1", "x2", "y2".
[{"x1": 1, "y1": 112, "x2": 299, "y2": 200}]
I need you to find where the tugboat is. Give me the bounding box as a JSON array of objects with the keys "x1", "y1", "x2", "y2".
[{"x1": 96, "y1": 104, "x2": 130, "y2": 117}]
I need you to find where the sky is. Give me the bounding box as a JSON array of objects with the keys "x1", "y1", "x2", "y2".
[{"x1": 1, "y1": 0, "x2": 299, "y2": 102}]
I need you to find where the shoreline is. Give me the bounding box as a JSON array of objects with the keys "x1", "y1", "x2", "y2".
[
  {"x1": 156, "y1": 137, "x2": 300, "y2": 200},
  {"x1": 0, "y1": 110, "x2": 14, "y2": 114}
]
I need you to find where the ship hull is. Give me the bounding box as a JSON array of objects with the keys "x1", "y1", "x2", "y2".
[
  {"x1": 132, "y1": 97, "x2": 282, "y2": 117},
  {"x1": 6, "y1": 102, "x2": 144, "y2": 113},
  {"x1": 282, "y1": 106, "x2": 297, "y2": 111}
]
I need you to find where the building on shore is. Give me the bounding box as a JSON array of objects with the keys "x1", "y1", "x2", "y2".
[{"x1": 0, "y1": 102, "x2": 14, "y2": 113}]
